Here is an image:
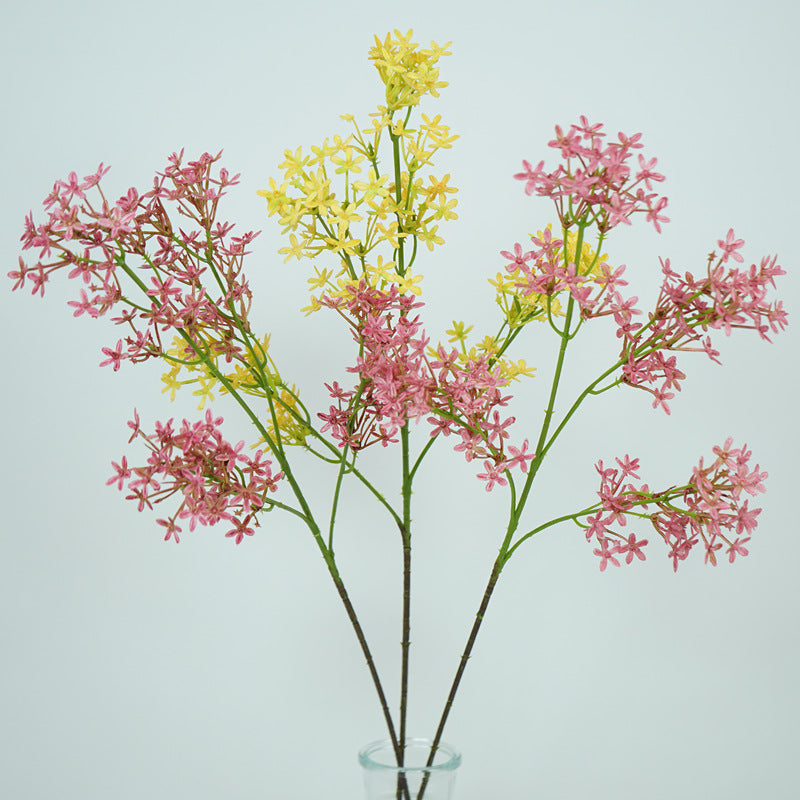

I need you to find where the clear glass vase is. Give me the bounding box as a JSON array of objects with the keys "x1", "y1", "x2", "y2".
[{"x1": 359, "y1": 737, "x2": 461, "y2": 800}]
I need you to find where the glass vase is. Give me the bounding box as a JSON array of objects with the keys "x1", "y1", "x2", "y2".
[{"x1": 359, "y1": 737, "x2": 461, "y2": 800}]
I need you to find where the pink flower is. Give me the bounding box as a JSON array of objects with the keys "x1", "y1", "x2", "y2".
[
  {"x1": 157, "y1": 517, "x2": 182, "y2": 543},
  {"x1": 718, "y1": 228, "x2": 745, "y2": 263},
  {"x1": 67, "y1": 289, "x2": 100, "y2": 318},
  {"x1": 500, "y1": 243, "x2": 534, "y2": 271},
  {"x1": 621, "y1": 534, "x2": 648, "y2": 564},
  {"x1": 584, "y1": 513, "x2": 608, "y2": 541},
  {"x1": 106, "y1": 456, "x2": 131, "y2": 490},
  {"x1": 226, "y1": 517, "x2": 256, "y2": 545},
  {"x1": 477, "y1": 462, "x2": 508, "y2": 491},
  {"x1": 645, "y1": 196, "x2": 670, "y2": 233},
  {"x1": 99, "y1": 340, "x2": 125, "y2": 371},
  {"x1": 513, "y1": 159, "x2": 546, "y2": 196},
  {"x1": 593, "y1": 539, "x2": 621, "y2": 571},
  {"x1": 734, "y1": 501, "x2": 761, "y2": 535},
  {"x1": 636, "y1": 155, "x2": 665, "y2": 190},
  {"x1": 727, "y1": 537, "x2": 750, "y2": 563},
  {"x1": 503, "y1": 440, "x2": 536, "y2": 473},
  {"x1": 615, "y1": 455, "x2": 640, "y2": 479}
]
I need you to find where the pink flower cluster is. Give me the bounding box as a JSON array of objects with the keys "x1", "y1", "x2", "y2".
[
  {"x1": 616, "y1": 231, "x2": 787, "y2": 412},
  {"x1": 513, "y1": 116, "x2": 669, "y2": 232},
  {"x1": 585, "y1": 439, "x2": 767, "y2": 571},
  {"x1": 108, "y1": 410, "x2": 283, "y2": 544},
  {"x1": 502, "y1": 227, "x2": 632, "y2": 318},
  {"x1": 10, "y1": 152, "x2": 286, "y2": 544},
  {"x1": 318, "y1": 281, "x2": 534, "y2": 490},
  {"x1": 9, "y1": 150, "x2": 259, "y2": 371},
  {"x1": 319, "y1": 284, "x2": 431, "y2": 448}
]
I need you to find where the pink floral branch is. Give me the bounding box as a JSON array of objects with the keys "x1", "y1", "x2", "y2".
[{"x1": 576, "y1": 440, "x2": 767, "y2": 571}]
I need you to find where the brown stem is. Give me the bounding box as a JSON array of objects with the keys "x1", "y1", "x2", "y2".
[{"x1": 417, "y1": 559, "x2": 502, "y2": 799}]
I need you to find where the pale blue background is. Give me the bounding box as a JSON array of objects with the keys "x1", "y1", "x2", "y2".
[{"x1": 1, "y1": 1, "x2": 798, "y2": 798}]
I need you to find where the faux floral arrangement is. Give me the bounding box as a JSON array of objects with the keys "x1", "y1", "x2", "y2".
[{"x1": 9, "y1": 28, "x2": 787, "y2": 798}]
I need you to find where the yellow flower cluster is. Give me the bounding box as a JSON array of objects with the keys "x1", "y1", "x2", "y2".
[
  {"x1": 258, "y1": 31, "x2": 458, "y2": 314},
  {"x1": 489, "y1": 269, "x2": 559, "y2": 329},
  {"x1": 563, "y1": 228, "x2": 611, "y2": 278},
  {"x1": 368, "y1": 29, "x2": 451, "y2": 111},
  {"x1": 160, "y1": 333, "x2": 309, "y2": 446},
  {"x1": 436, "y1": 322, "x2": 536, "y2": 384}
]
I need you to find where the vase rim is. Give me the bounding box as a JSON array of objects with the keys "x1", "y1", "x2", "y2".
[{"x1": 358, "y1": 737, "x2": 462, "y2": 772}]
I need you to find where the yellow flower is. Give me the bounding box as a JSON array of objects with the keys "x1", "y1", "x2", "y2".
[
  {"x1": 414, "y1": 223, "x2": 444, "y2": 251},
  {"x1": 331, "y1": 147, "x2": 365, "y2": 175},
  {"x1": 161, "y1": 366, "x2": 183, "y2": 402},
  {"x1": 257, "y1": 178, "x2": 290, "y2": 217},
  {"x1": 322, "y1": 228, "x2": 361, "y2": 256},
  {"x1": 328, "y1": 200, "x2": 363, "y2": 234},
  {"x1": 307, "y1": 266, "x2": 334, "y2": 290},
  {"x1": 277, "y1": 199, "x2": 305, "y2": 232},
  {"x1": 278, "y1": 146, "x2": 309, "y2": 180},
  {"x1": 192, "y1": 376, "x2": 217, "y2": 410},
  {"x1": 352, "y1": 170, "x2": 390, "y2": 203},
  {"x1": 395, "y1": 270, "x2": 423, "y2": 296},
  {"x1": 224, "y1": 363, "x2": 254, "y2": 392},
  {"x1": 364, "y1": 108, "x2": 392, "y2": 136},
  {"x1": 446, "y1": 320, "x2": 473, "y2": 348},
  {"x1": 419, "y1": 113, "x2": 458, "y2": 149},
  {"x1": 260, "y1": 31, "x2": 460, "y2": 314},
  {"x1": 423, "y1": 173, "x2": 457, "y2": 202},
  {"x1": 299, "y1": 168, "x2": 333, "y2": 213},
  {"x1": 308, "y1": 139, "x2": 336, "y2": 167},
  {"x1": 476, "y1": 335, "x2": 500, "y2": 356},
  {"x1": 363, "y1": 255, "x2": 397, "y2": 288},
  {"x1": 374, "y1": 220, "x2": 401, "y2": 249},
  {"x1": 279, "y1": 233, "x2": 307, "y2": 262},
  {"x1": 301, "y1": 296, "x2": 323, "y2": 316},
  {"x1": 427, "y1": 196, "x2": 458, "y2": 221},
  {"x1": 497, "y1": 359, "x2": 536, "y2": 382}
]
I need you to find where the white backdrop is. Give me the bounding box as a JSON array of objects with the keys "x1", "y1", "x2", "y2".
[{"x1": 1, "y1": 1, "x2": 798, "y2": 798}]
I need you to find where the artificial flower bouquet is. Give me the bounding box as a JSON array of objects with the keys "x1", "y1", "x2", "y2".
[{"x1": 9, "y1": 29, "x2": 787, "y2": 798}]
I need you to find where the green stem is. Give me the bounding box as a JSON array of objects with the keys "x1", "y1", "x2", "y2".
[
  {"x1": 504, "y1": 508, "x2": 593, "y2": 560},
  {"x1": 390, "y1": 122, "x2": 406, "y2": 277},
  {"x1": 409, "y1": 434, "x2": 439, "y2": 481},
  {"x1": 512, "y1": 292, "x2": 577, "y2": 521},
  {"x1": 538, "y1": 359, "x2": 621, "y2": 462},
  {"x1": 328, "y1": 443, "x2": 352, "y2": 553},
  {"x1": 398, "y1": 416, "x2": 413, "y2": 764}
]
